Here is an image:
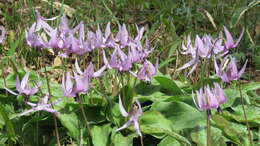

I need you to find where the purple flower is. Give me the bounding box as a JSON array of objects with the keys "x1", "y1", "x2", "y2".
[
  {"x1": 26, "y1": 12, "x2": 56, "y2": 49},
  {"x1": 62, "y1": 72, "x2": 76, "y2": 97},
  {"x1": 128, "y1": 39, "x2": 154, "y2": 63},
  {"x1": 214, "y1": 56, "x2": 248, "y2": 82},
  {"x1": 108, "y1": 48, "x2": 132, "y2": 71},
  {"x1": 15, "y1": 72, "x2": 41, "y2": 96},
  {"x1": 193, "y1": 83, "x2": 226, "y2": 111},
  {"x1": 116, "y1": 96, "x2": 143, "y2": 136},
  {"x1": 72, "y1": 71, "x2": 90, "y2": 94},
  {"x1": 223, "y1": 26, "x2": 244, "y2": 50},
  {"x1": 0, "y1": 26, "x2": 6, "y2": 44},
  {"x1": 115, "y1": 24, "x2": 129, "y2": 48},
  {"x1": 62, "y1": 71, "x2": 89, "y2": 96},
  {"x1": 19, "y1": 94, "x2": 60, "y2": 116},
  {"x1": 75, "y1": 58, "x2": 106, "y2": 78},
  {"x1": 212, "y1": 83, "x2": 226, "y2": 105},
  {"x1": 130, "y1": 60, "x2": 158, "y2": 81},
  {"x1": 178, "y1": 33, "x2": 230, "y2": 75}
]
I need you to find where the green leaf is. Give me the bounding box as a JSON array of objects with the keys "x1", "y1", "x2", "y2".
[
  {"x1": 221, "y1": 88, "x2": 240, "y2": 108},
  {"x1": 191, "y1": 126, "x2": 227, "y2": 146},
  {"x1": 223, "y1": 105, "x2": 260, "y2": 124},
  {"x1": 140, "y1": 111, "x2": 191, "y2": 145},
  {"x1": 137, "y1": 92, "x2": 178, "y2": 102},
  {"x1": 158, "y1": 57, "x2": 176, "y2": 69},
  {"x1": 212, "y1": 115, "x2": 249, "y2": 145},
  {"x1": 58, "y1": 112, "x2": 80, "y2": 141},
  {"x1": 91, "y1": 124, "x2": 111, "y2": 146},
  {"x1": 0, "y1": 104, "x2": 15, "y2": 137},
  {"x1": 111, "y1": 130, "x2": 134, "y2": 146},
  {"x1": 241, "y1": 82, "x2": 260, "y2": 92},
  {"x1": 151, "y1": 101, "x2": 204, "y2": 131},
  {"x1": 154, "y1": 75, "x2": 183, "y2": 95},
  {"x1": 158, "y1": 136, "x2": 181, "y2": 146}
]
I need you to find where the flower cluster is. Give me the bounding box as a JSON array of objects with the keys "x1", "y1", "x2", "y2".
[
  {"x1": 26, "y1": 12, "x2": 157, "y2": 81},
  {"x1": 26, "y1": 12, "x2": 151, "y2": 57},
  {"x1": 193, "y1": 83, "x2": 226, "y2": 116},
  {"x1": 178, "y1": 26, "x2": 244, "y2": 75}
]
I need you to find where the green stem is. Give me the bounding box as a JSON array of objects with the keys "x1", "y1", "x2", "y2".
[
  {"x1": 206, "y1": 110, "x2": 211, "y2": 146},
  {"x1": 78, "y1": 95, "x2": 92, "y2": 146},
  {"x1": 140, "y1": 136, "x2": 144, "y2": 146},
  {"x1": 42, "y1": 52, "x2": 61, "y2": 146},
  {"x1": 238, "y1": 81, "x2": 253, "y2": 144}
]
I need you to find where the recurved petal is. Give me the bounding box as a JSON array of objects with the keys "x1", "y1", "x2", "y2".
[
  {"x1": 105, "y1": 22, "x2": 111, "y2": 39},
  {"x1": 192, "y1": 91, "x2": 201, "y2": 110},
  {"x1": 238, "y1": 59, "x2": 248, "y2": 78},
  {"x1": 28, "y1": 87, "x2": 39, "y2": 95},
  {"x1": 85, "y1": 62, "x2": 95, "y2": 77},
  {"x1": 75, "y1": 58, "x2": 84, "y2": 75},
  {"x1": 135, "y1": 99, "x2": 143, "y2": 115},
  {"x1": 102, "y1": 50, "x2": 112, "y2": 69},
  {"x1": 133, "y1": 120, "x2": 142, "y2": 136},
  {"x1": 234, "y1": 28, "x2": 244, "y2": 48},
  {"x1": 92, "y1": 65, "x2": 106, "y2": 77},
  {"x1": 21, "y1": 72, "x2": 30, "y2": 90},
  {"x1": 16, "y1": 76, "x2": 23, "y2": 94},
  {"x1": 177, "y1": 57, "x2": 197, "y2": 72},
  {"x1": 223, "y1": 26, "x2": 234, "y2": 48},
  {"x1": 116, "y1": 121, "x2": 131, "y2": 132},
  {"x1": 118, "y1": 95, "x2": 129, "y2": 117},
  {"x1": 214, "y1": 57, "x2": 220, "y2": 75}
]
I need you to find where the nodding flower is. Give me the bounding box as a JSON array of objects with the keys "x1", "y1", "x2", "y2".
[
  {"x1": 62, "y1": 72, "x2": 76, "y2": 98},
  {"x1": 177, "y1": 34, "x2": 224, "y2": 75},
  {"x1": 62, "y1": 59, "x2": 107, "y2": 97},
  {"x1": 116, "y1": 96, "x2": 143, "y2": 137},
  {"x1": 214, "y1": 55, "x2": 248, "y2": 83},
  {"x1": 192, "y1": 83, "x2": 226, "y2": 117},
  {"x1": 5, "y1": 72, "x2": 41, "y2": 96},
  {"x1": 19, "y1": 94, "x2": 60, "y2": 116},
  {"x1": 26, "y1": 12, "x2": 56, "y2": 50},
  {"x1": 130, "y1": 59, "x2": 158, "y2": 81},
  {"x1": 108, "y1": 47, "x2": 132, "y2": 72},
  {"x1": 61, "y1": 71, "x2": 89, "y2": 97},
  {"x1": 16, "y1": 72, "x2": 41, "y2": 96}
]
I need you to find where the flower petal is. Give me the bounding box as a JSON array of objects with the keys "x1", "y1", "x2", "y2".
[{"x1": 118, "y1": 95, "x2": 129, "y2": 117}]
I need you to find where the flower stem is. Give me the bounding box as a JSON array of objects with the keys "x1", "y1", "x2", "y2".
[
  {"x1": 238, "y1": 81, "x2": 253, "y2": 144},
  {"x1": 206, "y1": 110, "x2": 211, "y2": 146},
  {"x1": 42, "y1": 52, "x2": 61, "y2": 146},
  {"x1": 78, "y1": 95, "x2": 92, "y2": 146},
  {"x1": 140, "y1": 136, "x2": 144, "y2": 146}
]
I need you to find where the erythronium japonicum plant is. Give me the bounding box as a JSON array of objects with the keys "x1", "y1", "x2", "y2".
[
  {"x1": 178, "y1": 26, "x2": 244, "y2": 75},
  {"x1": 116, "y1": 95, "x2": 144, "y2": 145},
  {"x1": 3, "y1": 8, "x2": 255, "y2": 145},
  {"x1": 177, "y1": 26, "x2": 247, "y2": 145},
  {"x1": 22, "y1": 12, "x2": 157, "y2": 145}
]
